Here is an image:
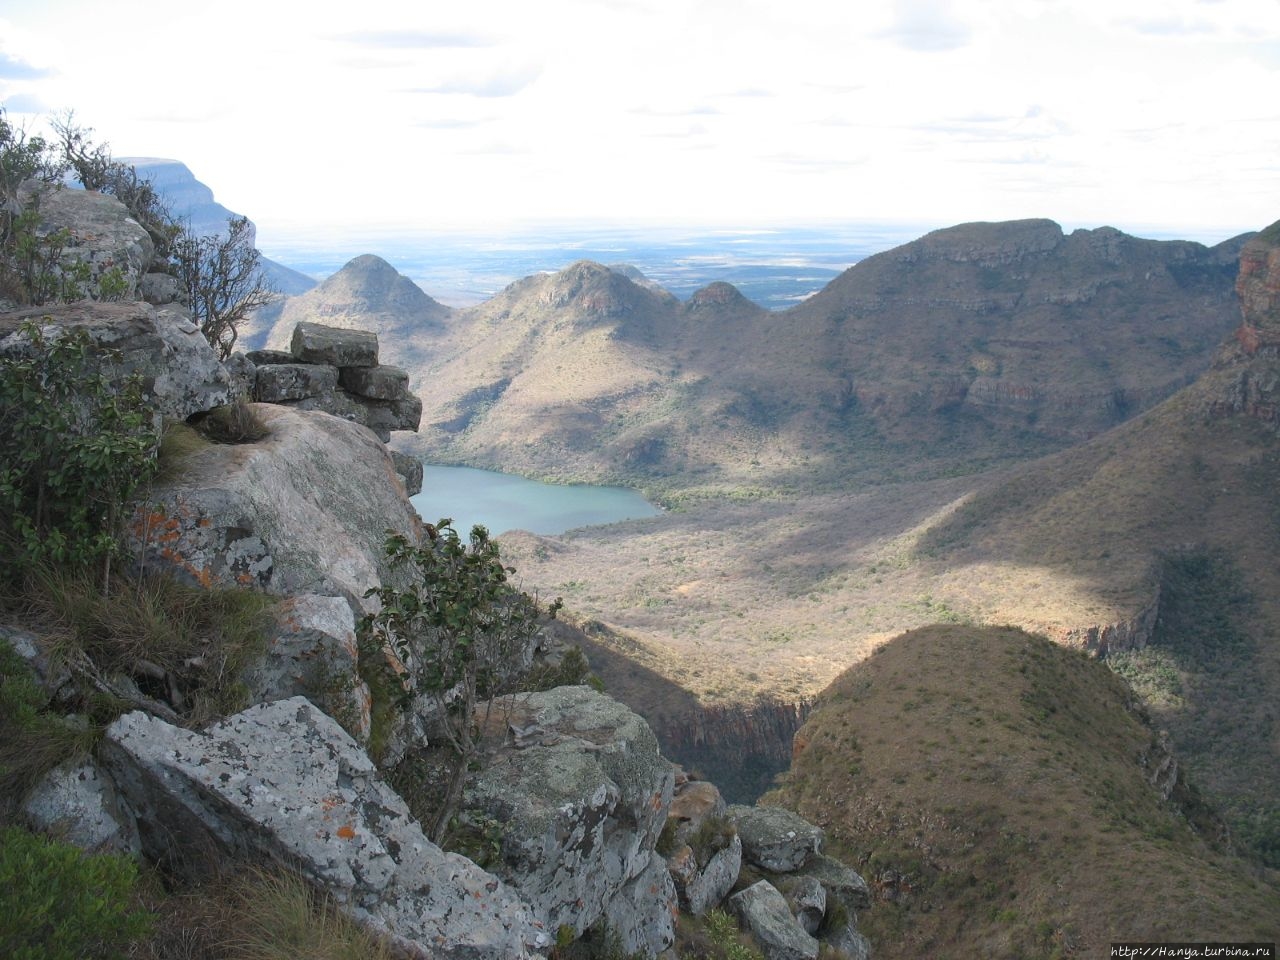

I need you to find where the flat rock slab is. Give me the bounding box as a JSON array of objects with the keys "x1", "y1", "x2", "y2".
[
  {"x1": 255, "y1": 362, "x2": 339, "y2": 402},
  {"x1": 103, "y1": 697, "x2": 546, "y2": 959},
  {"x1": 340, "y1": 364, "x2": 411, "y2": 401},
  {"x1": 292, "y1": 321, "x2": 378, "y2": 367},
  {"x1": 0, "y1": 301, "x2": 233, "y2": 422}
]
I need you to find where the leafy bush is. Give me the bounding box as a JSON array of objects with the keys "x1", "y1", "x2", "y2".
[
  {"x1": 0, "y1": 319, "x2": 158, "y2": 589},
  {"x1": 359, "y1": 520, "x2": 560, "y2": 841},
  {"x1": 0, "y1": 825, "x2": 152, "y2": 959}
]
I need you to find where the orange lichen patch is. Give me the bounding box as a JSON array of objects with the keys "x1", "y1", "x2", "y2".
[{"x1": 336, "y1": 824, "x2": 356, "y2": 840}]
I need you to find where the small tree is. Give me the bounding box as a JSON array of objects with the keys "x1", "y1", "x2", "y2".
[
  {"x1": 172, "y1": 216, "x2": 274, "y2": 360},
  {"x1": 52, "y1": 112, "x2": 179, "y2": 258},
  {"x1": 359, "y1": 521, "x2": 560, "y2": 843}
]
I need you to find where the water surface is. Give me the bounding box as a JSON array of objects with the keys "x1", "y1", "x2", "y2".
[{"x1": 410, "y1": 465, "x2": 659, "y2": 536}]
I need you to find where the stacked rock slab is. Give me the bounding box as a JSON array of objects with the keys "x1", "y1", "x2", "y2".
[{"x1": 247, "y1": 322, "x2": 423, "y2": 491}]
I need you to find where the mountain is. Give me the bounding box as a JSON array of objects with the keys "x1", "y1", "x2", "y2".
[
  {"x1": 382, "y1": 220, "x2": 1246, "y2": 496},
  {"x1": 499, "y1": 224, "x2": 1280, "y2": 856},
  {"x1": 261, "y1": 254, "x2": 452, "y2": 359},
  {"x1": 766, "y1": 624, "x2": 1280, "y2": 959},
  {"x1": 123, "y1": 158, "x2": 316, "y2": 298}
]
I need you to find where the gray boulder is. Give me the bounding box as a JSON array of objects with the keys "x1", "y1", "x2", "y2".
[
  {"x1": 600, "y1": 850, "x2": 677, "y2": 957},
  {"x1": 0, "y1": 301, "x2": 234, "y2": 422},
  {"x1": 102, "y1": 697, "x2": 547, "y2": 959},
  {"x1": 827, "y1": 925, "x2": 873, "y2": 960},
  {"x1": 728, "y1": 804, "x2": 824, "y2": 873},
  {"x1": 466, "y1": 685, "x2": 676, "y2": 937},
  {"x1": 243, "y1": 594, "x2": 371, "y2": 744},
  {"x1": 21, "y1": 183, "x2": 154, "y2": 300},
  {"x1": 281, "y1": 386, "x2": 422, "y2": 443},
  {"x1": 23, "y1": 759, "x2": 140, "y2": 855},
  {"x1": 139, "y1": 271, "x2": 184, "y2": 306},
  {"x1": 728, "y1": 880, "x2": 819, "y2": 960},
  {"x1": 1, "y1": 623, "x2": 72, "y2": 700},
  {"x1": 667, "y1": 832, "x2": 742, "y2": 916},
  {"x1": 797, "y1": 852, "x2": 871, "y2": 910},
  {"x1": 790, "y1": 875, "x2": 826, "y2": 936},
  {"x1": 125, "y1": 404, "x2": 422, "y2": 612},
  {"x1": 292, "y1": 321, "x2": 378, "y2": 367}
]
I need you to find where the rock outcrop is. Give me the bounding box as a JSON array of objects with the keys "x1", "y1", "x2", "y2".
[
  {"x1": 728, "y1": 804, "x2": 824, "y2": 873},
  {"x1": 15, "y1": 182, "x2": 155, "y2": 304},
  {"x1": 0, "y1": 301, "x2": 235, "y2": 421},
  {"x1": 466, "y1": 685, "x2": 676, "y2": 940},
  {"x1": 126, "y1": 403, "x2": 422, "y2": 611},
  {"x1": 102, "y1": 697, "x2": 547, "y2": 958}
]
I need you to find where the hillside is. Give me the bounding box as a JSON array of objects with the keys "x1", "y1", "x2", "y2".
[
  {"x1": 765, "y1": 625, "x2": 1280, "y2": 959},
  {"x1": 261, "y1": 253, "x2": 452, "y2": 358},
  {"x1": 268, "y1": 220, "x2": 1246, "y2": 498}
]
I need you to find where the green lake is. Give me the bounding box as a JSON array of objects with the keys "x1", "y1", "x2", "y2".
[{"x1": 409, "y1": 465, "x2": 660, "y2": 536}]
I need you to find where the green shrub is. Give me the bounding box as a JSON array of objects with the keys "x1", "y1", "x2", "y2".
[
  {"x1": 0, "y1": 319, "x2": 158, "y2": 589},
  {"x1": 0, "y1": 825, "x2": 152, "y2": 959}
]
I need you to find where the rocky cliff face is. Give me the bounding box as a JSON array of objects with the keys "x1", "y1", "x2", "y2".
[
  {"x1": 124, "y1": 157, "x2": 316, "y2": 297},
  {"x1": 653, "y1": 699, "x2": 813, "y2": 804},
  {"x1": 1207, "y1": 222, "x2": 1280, "y2": 426}
]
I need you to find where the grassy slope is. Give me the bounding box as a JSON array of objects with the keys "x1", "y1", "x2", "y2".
[{"x1": 765, "y1": 625, "x2": 1280, "y2": 959}]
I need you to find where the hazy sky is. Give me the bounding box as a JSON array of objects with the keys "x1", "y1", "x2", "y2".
[{"x1": 1, "y1": 0, "x2": 1277, "y2": 245}]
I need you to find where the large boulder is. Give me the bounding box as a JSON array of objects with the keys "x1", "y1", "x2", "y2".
[
  {"x1": 466, "y1": 685, "x2": 676, "y2": 937},
  {"x1": 727, "y1": 804, "x2": 824, "y2": 873},
  {"x1": 667, "y1": 833, "x2": 741, "y2": 916},
  {"x1": 101, "y1": 697, "x2": 547, "y2": 959},
  {"x1": 19, "y1": 183, "x2": 154, "y2": 302},
  {"x1": 23, "y1": 759, "x2": 140, "y2": 855},
  {"x1": 125, "y1": 404, "x2": 422, "y2": 612},
  {"x1": 600, "y1": 850, "x2": 678, "y2": 957},
  {"x1": 0, "y1": 301, "x2": 234, "y2": 421},
  {"x1": 728, "y1": 880, "x2": 819, "y2": 960},
  {"x1": 292, "y1": 321, "x2": 378, "y2": 367},
  {"x1": 243, "y1": 594, "x2": 371, "y2": 744}
]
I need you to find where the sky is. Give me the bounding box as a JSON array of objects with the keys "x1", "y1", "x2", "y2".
[{"x1": 0, "y1": 0, "x2": 1277, "y2": 246}]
